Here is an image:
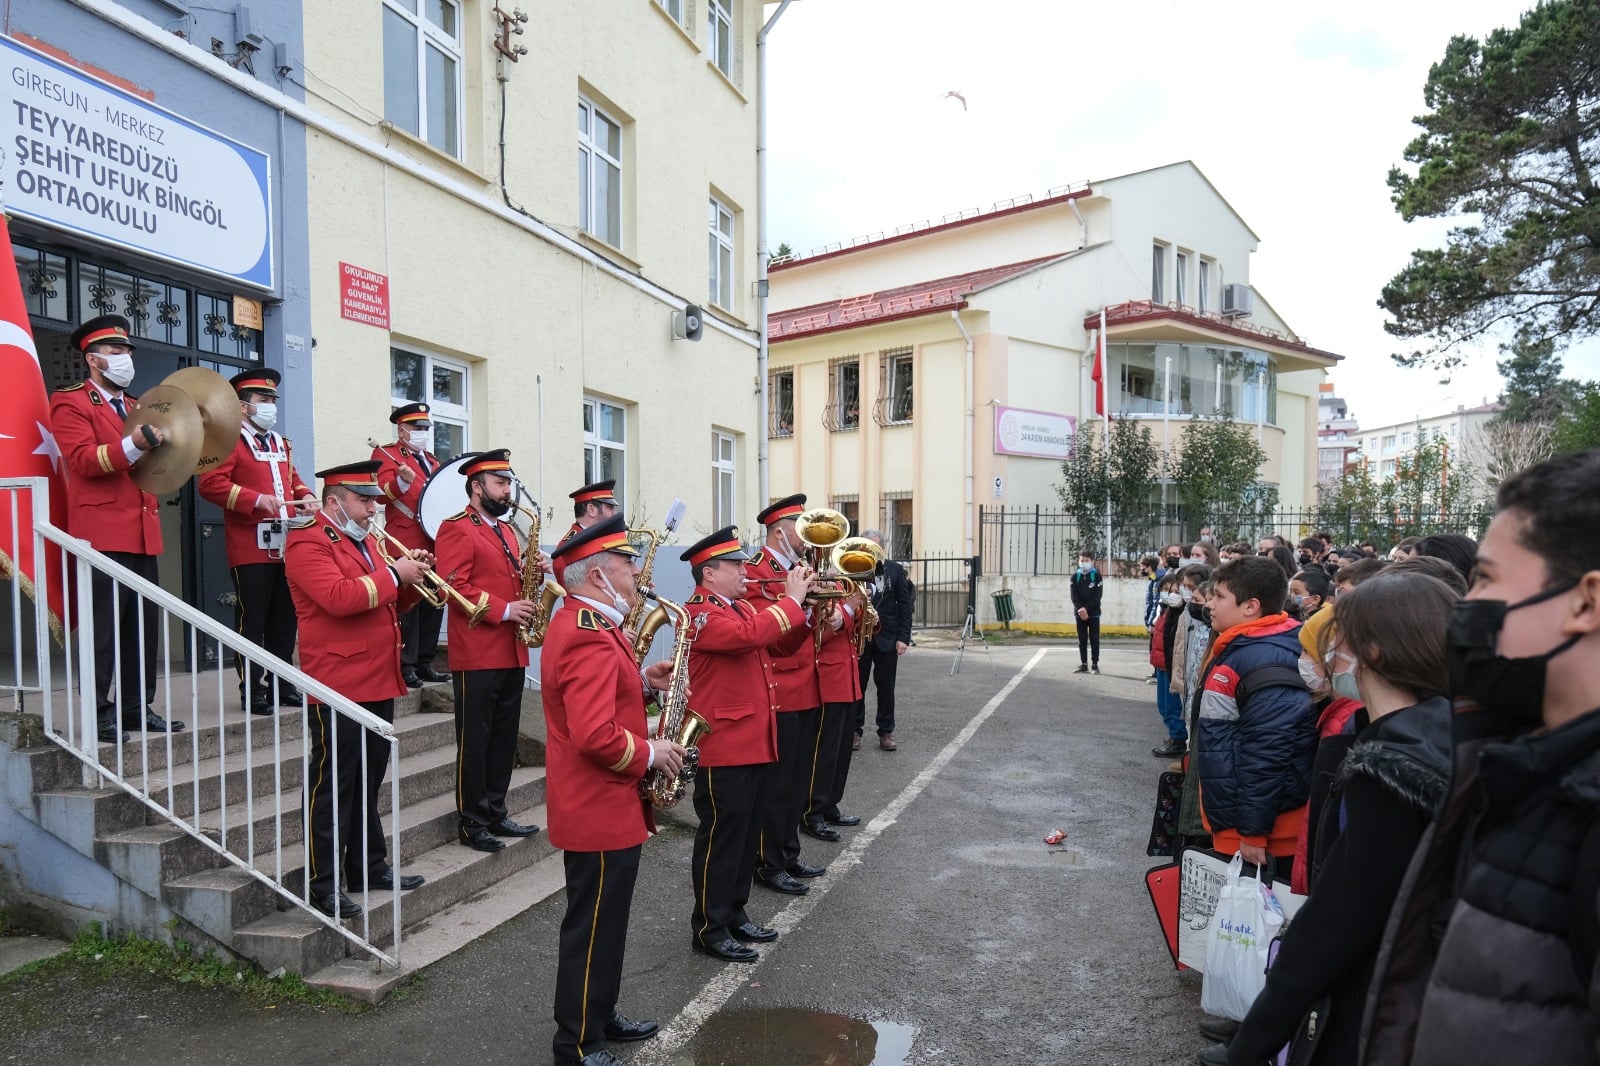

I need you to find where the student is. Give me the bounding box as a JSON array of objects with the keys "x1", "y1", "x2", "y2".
[{"x1": 1070, "y1": 550, "x2": 1103, "y2": 674}]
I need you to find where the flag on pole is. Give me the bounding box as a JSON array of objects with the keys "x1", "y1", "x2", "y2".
[
  {"x1": 0, "y1": 212, "x2": 68, "y2": 643},
  {"x1": 1092, "y1": 329, "x2": 1106, "y2": 417}
]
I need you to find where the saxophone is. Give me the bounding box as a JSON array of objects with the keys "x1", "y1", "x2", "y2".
[
  {"x1": 509, "y1": 500, "x2": 565, "y2": 647},
  {"x1": 621, "y1": 528, "x2": 663, "y2": 634},
  {"x1": 639, "y1": 595, "x2": 710, "y2": 810}
]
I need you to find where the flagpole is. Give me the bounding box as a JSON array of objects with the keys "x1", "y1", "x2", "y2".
[{"x1": 1100, "y1": 307, "x2": 1111, "y2": 564}]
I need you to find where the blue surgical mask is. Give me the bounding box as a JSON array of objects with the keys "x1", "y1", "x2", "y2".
[
  {"x1": 1078, "y1": 562, "x2": 1092, "y2": 573},
  {"x1": 1330, "y1": 655, "x2": 1361, "y2": 701}
]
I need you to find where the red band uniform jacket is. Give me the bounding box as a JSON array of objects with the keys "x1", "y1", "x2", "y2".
[
  {"x1": 815, "y1": 603, "x2": 864, "y2": 704},
  {"x1": 372, "y1": 443, "x2": 439, "y2": 553},
  {"x1": 541, "y1": 599, "x2": 656, "y2": 852},
  {"x1": 684, "y1": 590, "x2": 809, "y2": 768},
  {"x1": 743, "y1": 549, "x2": 821, "y2": 712},
  {"x1": 432, "y1": 509, "x2": 529, "y2": 671},
  {"x1": 198, "y1": 429, "x2": 312, "y2": 565},
  {"x1": 48, "y1": 383, "x2": 161, "y2": 554},
  {"x1": 284, "y1": 513, "x2": 420, "y2": 704}
]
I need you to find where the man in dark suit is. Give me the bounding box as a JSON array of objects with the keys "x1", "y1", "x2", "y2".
[{"x1": 855, "y1": 529, "x2": 914, "y2": 751}]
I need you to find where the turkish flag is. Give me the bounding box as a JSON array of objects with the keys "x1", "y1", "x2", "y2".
[
  {"x1": 0, "y1": 215, "x2": 68, "y2": 643},
  {"x1": 1092, "y1": 331, "x2": 1106, "y2": 417}
]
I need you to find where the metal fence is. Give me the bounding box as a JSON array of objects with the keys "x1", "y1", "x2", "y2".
[
  {"x1": 900, "y1": 554, "x2": 975, "y2": 628},
  {"x1": 978, "y1": 504, "x2": 1495, "y2": 577}
]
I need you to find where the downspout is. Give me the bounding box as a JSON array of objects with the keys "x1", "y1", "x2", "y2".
[
  {"x1": 757, "y1": 0, "x2": 797, "y2": 511},
  {"x1": 1067, "y1": 195, "x2": 1087, "y2": 250},
  {"x1": 951, "y1": 310, "x2": 975, "y2": 557}
]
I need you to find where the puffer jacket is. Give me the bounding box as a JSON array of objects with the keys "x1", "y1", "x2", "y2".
[
  {"x1": 1196, "y1": 614, "x2": 1316, "y2": 855},
  {"x1": 1362, "y1": 705, "x2": 1600, "y2": 1066}
]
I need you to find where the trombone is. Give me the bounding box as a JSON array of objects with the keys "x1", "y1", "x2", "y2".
[{"x1": 371, "y1": 522, "x2": 491, "y2": 626}]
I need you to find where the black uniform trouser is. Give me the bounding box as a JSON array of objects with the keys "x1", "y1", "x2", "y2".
[
  {"x1": 856, "y1": 644, "x2": 898, "y2": 736},
  {"x1": 1077, "y1": 616, "x2": 1101, "y2": 665},
  {"x1": 756, "y1": 706, "x2": 819, "y2": 876},
  {"x1": 804, "y1": 700, "x2": 852, "y2": 826},
  {"x1": 400, "y1": 598, "x2": 444, "y2": 672},
  {"x1": 304, "y1": 698, "x2": 393, "y2": 898},
  {"x1": 553, "y1": 845, "x2": 641, "y2": 1062},
  {"x1": 231, "y1": 562, "x2": 297, "y2": 696},
  {"x1": 91, "y1": 552, "x2": 160, "y2": 726},
  {"x1": 453, "y1": 666, "x2": 523, "y2": 830},
  {"x1": 692, "y1": 763, "x2": 767, "y2": 946},
  {"x1": 824, "y1": 701, "x2": 860, "y2": 820}
]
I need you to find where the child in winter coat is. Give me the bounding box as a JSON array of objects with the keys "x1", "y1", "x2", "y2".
[{"x1": 1070, "y1": 550, "x2": 1103, "y2": 673}]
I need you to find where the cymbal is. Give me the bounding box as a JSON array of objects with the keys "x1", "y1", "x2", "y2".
[
  {"x1": 125, "y1": 385, "x2": 204, "y2": 496},
  {"x1": 162, "y1": 366, "x2": 241, "y2": 474}
]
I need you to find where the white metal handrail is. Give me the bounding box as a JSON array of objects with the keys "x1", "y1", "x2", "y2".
[{"x1": 0, "y1": 477, "x2": 403, "y2": 969}]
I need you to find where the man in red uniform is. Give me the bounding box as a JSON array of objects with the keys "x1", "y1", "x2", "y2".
[
  {"x1": 744, "y1": 494, "x2": 825, "y2": 895},
  {"x1": 558, "y1": 479, "x2": 621, "y2": 544},
  {"x1": 803, "y1": 584, "x2": 865, "y2": 840},
  {"x1": 542, "y1": 514, "x2": 683, "y2": 1066},
  {"x1": 372, "y1": 402, "x2": 450, "y2": 688},
  {"x1": 198, "y1": 368, "x2": 317, "y2": 715},
  {"x1": 680, "y1": 526, "x2": 813, "y2": 962},
  {"x1": 48, "y1": 313, "x2": 184, "y2": 744},
  {"x1": 285, "y1": 461, "x2": 429, "y2": 919},
  {"x1": 433, "y1": 449, "x2": 543, "y2": 853}
]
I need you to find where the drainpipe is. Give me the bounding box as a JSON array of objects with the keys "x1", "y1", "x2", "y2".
[
  {"x1": 1067, "y1": 195, "x2": 1087, "y2": 250},
  {"x1": 757, "y1": 0, "x2": 797, "y2": 511},
  {"x1": 951, "y1": 310, "x2": 975, "y2": 557}
]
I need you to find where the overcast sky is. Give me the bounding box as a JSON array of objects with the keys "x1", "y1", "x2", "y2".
[{"x1": 764, "y1": 0, "x2": 1599, "y2": 431}]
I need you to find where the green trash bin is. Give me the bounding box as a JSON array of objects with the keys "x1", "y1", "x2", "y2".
[{"x1": 991, "y1": 588, "x2": 1016, "y2": 631}]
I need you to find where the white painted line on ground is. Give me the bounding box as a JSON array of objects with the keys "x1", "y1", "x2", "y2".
[{"x1": 635, "y1": 647, "x2": 1050, "y2": 1063}]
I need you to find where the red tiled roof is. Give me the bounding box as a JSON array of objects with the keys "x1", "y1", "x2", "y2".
[{"x1": 769, "y1": 254, "x2": 1068, "y2": 342}]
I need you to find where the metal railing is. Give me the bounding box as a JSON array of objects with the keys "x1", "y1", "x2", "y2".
[
  {"x1": 900, "y1": 554, "x2": 975, "y2": 629},
  {"x1": 1, "y1": 477, "x2": 403, "y2": 969}
]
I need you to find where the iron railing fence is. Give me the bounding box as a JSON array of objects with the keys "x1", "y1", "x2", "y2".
[
  {"x1": 1, "y1": 477, "x2": 403, "y2": 969},
  {"x1": 899, "y1": 554, "x2": 975, "y2": 628},
  {"x1": 978, "y1": 504, "x2": 1495, "y2": 577}
]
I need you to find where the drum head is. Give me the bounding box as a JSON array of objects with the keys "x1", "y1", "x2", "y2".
[{"x1": 418, "y1": 455, "x2": 474, "y2": 539}]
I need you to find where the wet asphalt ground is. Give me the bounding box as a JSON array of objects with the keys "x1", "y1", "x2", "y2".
[{"x1": 1, "y1": 637, "x2": 1206, "y2": 1065}]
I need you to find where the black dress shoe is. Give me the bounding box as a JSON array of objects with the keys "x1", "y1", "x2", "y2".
[
  {"x1": 403, "y1": 671, "x2": 423, "y2": 689},
  {"x1": 1197, "y1": 1015, "x2": 1240, "y2": 1044},
  {"x1": 365, "y1": 867, "x2": 426, "y2": 892},
  {"x1": 489, "y1": 818, "x2": 541, "y2": 837},
  {"x1": 755, "y1": 870, "x2": 809, "y2": 895},
  {"x1": 310, "y1": 892, "x2": 361, "y2": 919},
  {"x1": 1196, "y1": 1042, "x2": 1231, "y2": 1066},
  {"x1": 415, "y1": 666, "x2": 452, "y2": 683},
  {"x1": 248, "y1": 694, "x2": 276, "y2": 717},
  {"x1": 825, "y1": 814, "x2": 861, "y2": 827},
  {"x1": 692, "y1": 936, "x2": 759, "y2": 962},
  {"x1": 278, "y1": 686, "x2": 305, "y2": 707},
  {"x1": 801, "y1": 821, "x2": 840, "y2": 842},
  {"x1": 786, "y1": 860, "x2": 826, "y2": 878},
  {"x1": 97, "y1": 725, "x2": 128, "y2": 745},
  {"x1": 123, "y1": 710, "x2": 185, "y2": 733},
  {"x1": 730, "y1": 921, "x2": 778, "y2": 943},
  {"x1": 604, "y1": 1011, "x2": 659, "y2": 1042},
  {"x1": 460, "y1": 827, "x2": 507, "y2": 852}
]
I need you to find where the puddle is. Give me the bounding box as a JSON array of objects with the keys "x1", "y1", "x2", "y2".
[
  {"x1": 953, "y1": 844, "x2": 1092, "y2": 868},
  {"x1": 672, "y1": 1008, "x2": 915, "y2": 1065}
]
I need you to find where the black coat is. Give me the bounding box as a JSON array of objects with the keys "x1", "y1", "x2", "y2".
[{"x1": 869, "y1": 559, "x2": 914, "y2": 651}]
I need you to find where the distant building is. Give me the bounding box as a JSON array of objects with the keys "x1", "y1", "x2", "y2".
[
  {"x1": 1317, "y1": 383, "x2": 1361, "y2": 495},
  {"x1": 1352, "y1": 400, "x2": 1505, "y2": 481}
]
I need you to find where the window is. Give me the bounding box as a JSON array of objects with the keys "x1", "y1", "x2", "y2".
[
  {"x1": 873, "y1": 348, "x2": 914, "y2": 424},
  {"x1": 1382, "y1": 434, "x2": 1397, "y2": 454},
  {"x1": 885, "y1": 495, "x2": 913, "y2": 559},
  {"x1": 824, "y1": 357, "x2": 860, "y2": 431},
  {"x1": 1198, "y1": 258, "x2": 1212, "y2": 312},
  {"x1": 831, "y1": 495, "x2": 859, "y2": 533},
  {"x1": 1401, "y1": 430, "x2": 1413, "y2": 448},
  {"x1": 709, "y1": 197, "x2": 735, "y2": 309},
  {"x1": 659, "y1": 0, "x2": 685, "y2": 25},
  {"x1": 391, "y1": 347, "x2": 469, "y2": 459},
  {"x1": 1175, "y1": 252, "x2": 1188, "y2": 306},
  {"x1": 1380, "y1": 459, "x2": 1397, "y2": 478},
  {"x1": 1151, "y1": 243, "x2": 1166, "y2": 303},
  {"x1": 708, "y1": 0, "x2": 733, "y2": 77},
  {"x1": 382, "y1": 0, "x2": 462, "y2": 157},
  {"x1": 579, "y1": 97, "x2": 623, "y2": 248},
  {"x1": 1106, "y1": 342, "x2": 1277, "y2": 423},
  {"x1": 712, "y1": 431, "x2": 736, "y2": 527},
  {"x1": 769, "y1": 368, "x2": 794, "y2": 437},
  {"x1": 583, "y1": 397, "x2": 627, "y2": 505}
]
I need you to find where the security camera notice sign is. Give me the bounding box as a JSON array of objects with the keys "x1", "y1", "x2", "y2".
[{"x1": 339, "y1": 262, "x2": 390, "y2": 329}]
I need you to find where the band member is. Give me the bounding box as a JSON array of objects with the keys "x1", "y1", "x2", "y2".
[
  {"x1": 48, "y1": 314, "x2": 184, "y2": 744},
  {"x1": 433, "y1": 449, "x2": 543, "y2": 853},
  {"x1": 559, "y1": 479, "x2": 621, "y2": 544},
  {"x1": 680, "y1": 526, "x2": 814, "y2": 962},
  {"x1": 372, "y1": 402, "x2": 450, "y2": 688},
  {"x1": 198, "y1": 368, "x2": 317, "y2": 716},
  {"x1": 803, "y1": 583, "x2": 864, "y2": 840},
  {"x1": 745, "y1": 494, "x2": 825, "y2": 895},
  {"x1": 543, "y1": 514, "x2": 682, "y2": 1064},
  {"x1": 285, "y1": 461, "x2": 428, "y2": 918}
]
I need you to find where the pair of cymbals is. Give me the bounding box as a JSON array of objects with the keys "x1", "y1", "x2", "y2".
[{"x1": 124, "y1": 367, "x2": 243, "y2": 495}]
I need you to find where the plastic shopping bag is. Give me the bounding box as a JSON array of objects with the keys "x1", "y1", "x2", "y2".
[{"x1": 1199, "y1": 853, "x2": 1286, "y2": 1021}]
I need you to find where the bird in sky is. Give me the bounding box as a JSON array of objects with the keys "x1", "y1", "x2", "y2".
[{"x1": 942, "y1": 90, "x2": 967, "y2": 111}]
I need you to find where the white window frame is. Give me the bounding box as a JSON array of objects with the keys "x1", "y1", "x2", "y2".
[
  {"x1": 769, "y1": 368, "x2": 794, "y2": 437},
  {"x1": 712, "y1": 430, "x2": 736, "y2": 527},
  {"x1": 583, "y1": 396, "x2": 627, "y2": 505},
  {"x1": 1175, "y1": 251, "x2": 1188, "y2": 306},
  {"x1": 709, "y1": 196, "x2": 735, "y2": 310},
  {"x1": 708, "y1": 0, "x2": 733, "y2": 77},
  {"x1": 382, "y1": 0, "x2": 464, "y2": 158},
  {"x1": 579, "y1": 96, "x2": 624, "y2": 248},
  {"x1": 390, "y1": 346, "x2": 470, "y2": 460},
  {"x1": 1198, "y1": 258, "x2": 1212, "y2": 312},
  {"x1": 875, "y1": 348, "x2": 914, "y2": 425},
  {"x1": 1151, "y1": 243, "x2": 1166, "y2": 303},
  {"x1": 659, "y1": 0, "x2": 685, "y2": 25}
]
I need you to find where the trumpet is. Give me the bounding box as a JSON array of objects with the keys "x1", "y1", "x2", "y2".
[{"x1": 371, "y1": 522, "x2": 491, "y2": 626}]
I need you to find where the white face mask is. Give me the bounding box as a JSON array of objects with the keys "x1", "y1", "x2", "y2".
[
  {"x1": 249, "y1": 402, "x2": 278, "y2": 432},
  {"x1": 406, "y1": 430, "x2": 433, "y2": 455},
  {"x1": 1298, "y1": 655, "x2": 1329, "y2": 697},
  {"x1": 1161, "y1": 591, "x2": 1182, "y2": 607},
  {"x1": 596, "y1": 567, "x2": 630, "y2": 615},
  {"x1": 1180, "y1": 587, "x2": 1194, "y2": 603},
  {"x1": 99, "y1": 353, "x2": 136, "y2": 389},
  {"x1": 332, "y1": 495, "x2": 370, "y2": 541}
]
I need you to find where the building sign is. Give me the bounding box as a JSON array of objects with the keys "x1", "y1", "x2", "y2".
[
  {"x1": 3, "y1": 35, "x2": 274, "y2": 290},
  {"x1": 339, "y1": 262, "x2": 390, "y2": 329},
  {"x1": 994, "y1": 404, "x2": 1076, "y2": 460}
]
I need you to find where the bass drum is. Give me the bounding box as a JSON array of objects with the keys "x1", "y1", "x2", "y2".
[{"x1": 418, "y1": 455, "x2": 474, "y2": 540}]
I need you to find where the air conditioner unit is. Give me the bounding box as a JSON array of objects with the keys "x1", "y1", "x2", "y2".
[{"x1": 1221, "y1": 284, "x2": 1253, "y2": 318}]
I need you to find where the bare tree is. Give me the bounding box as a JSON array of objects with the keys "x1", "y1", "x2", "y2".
[{"x1": 1468, "y1": 419, "x2": 1556, "y2": 495}]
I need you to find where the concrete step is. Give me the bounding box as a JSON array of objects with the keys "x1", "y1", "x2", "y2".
[
  {"x1": 33, "y1": 786, "x2": 147, "y2": 859},
  {"x1": 162, "y1": 866, "x2": 281, "y2": 948},
  {"x1": 98, "y1": 823, "x2": 220, "y2": 899}
]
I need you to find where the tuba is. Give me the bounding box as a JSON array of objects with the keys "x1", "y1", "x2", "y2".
[
  {"x1": 639, "y1": 595, "x2": 710, "y2": 809},
  {"x1": 831, "y1": 537, "x2": 886, "y2": 656}
]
